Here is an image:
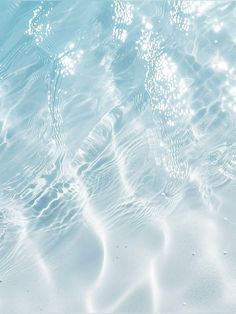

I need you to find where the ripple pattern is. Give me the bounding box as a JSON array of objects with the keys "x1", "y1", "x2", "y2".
[{"x1": 0, "y1": 0, "x2": 236, "y2": 313}]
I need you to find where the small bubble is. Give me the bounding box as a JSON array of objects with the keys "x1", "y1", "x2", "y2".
[
  {"x1": 223, "y1": 251, "x2": 228, "y2": 255},
  {"x1": 192, "y1": 252, "x2": 196, "y2": 256}
]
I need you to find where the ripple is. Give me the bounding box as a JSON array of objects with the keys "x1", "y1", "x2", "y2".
[{"x1": 1, "y1": 0, "x2": 236, "y2": 313}]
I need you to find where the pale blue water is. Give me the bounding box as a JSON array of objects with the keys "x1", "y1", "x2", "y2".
[{"x1": 0, "y1": 0, "x2": 236, "y2": 313}]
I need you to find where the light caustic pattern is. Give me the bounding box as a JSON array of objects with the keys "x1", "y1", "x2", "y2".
[{"x1": 0, "y1": 0, "x2": 236, "y2": 313}]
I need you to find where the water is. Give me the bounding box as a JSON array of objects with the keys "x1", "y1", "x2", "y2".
[{"x1": 0, "y1": 0, "x2": 236, "y2": 313}]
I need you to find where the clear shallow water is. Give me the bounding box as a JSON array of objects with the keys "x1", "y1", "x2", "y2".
[{"x1": 0, "y1": 0, "x2": 236, "y2": 312}]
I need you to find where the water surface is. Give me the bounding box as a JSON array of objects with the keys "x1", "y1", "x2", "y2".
[{"x1": 0, "y1": 0, "x2": 236, "y2": 313}]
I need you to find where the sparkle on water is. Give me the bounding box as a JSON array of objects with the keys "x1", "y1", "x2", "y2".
[{"x1": 0, "y1": 0, "x2": 236, "y2": 313}]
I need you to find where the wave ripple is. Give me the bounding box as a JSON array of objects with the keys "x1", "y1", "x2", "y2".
[{"x1": 0, "y1": 0, "x2": 236, "y2": 313}]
